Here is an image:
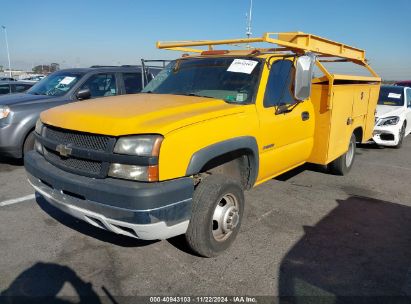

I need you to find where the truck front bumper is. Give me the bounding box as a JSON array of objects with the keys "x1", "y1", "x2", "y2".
[{"x1": 25, "y1": 151, "x2": 194, "y2": 240}]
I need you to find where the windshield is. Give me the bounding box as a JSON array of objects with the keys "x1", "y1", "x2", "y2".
[
  {"x1": 27, "y1": 72, "x2": 84, "y2": 96},
  {"x1": 142, "y1": 57, "x2": 262, "y2": 104},
  {"x1": 378, "y1": 87, "x2": 404, "y2": 106}
]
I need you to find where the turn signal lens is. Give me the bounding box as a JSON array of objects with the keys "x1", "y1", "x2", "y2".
[
  {"x1": 34, "y1": 139, "x2": 43, "y2": 155},
  {"x1": 108, "y1": 164, "x2": 159, "y2": 182}
]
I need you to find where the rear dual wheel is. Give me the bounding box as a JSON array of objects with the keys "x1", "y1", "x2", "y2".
[{"x1": 185, "y1": 174, "x2": 244, "y2": 257}]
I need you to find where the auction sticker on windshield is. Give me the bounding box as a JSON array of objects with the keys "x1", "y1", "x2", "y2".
[
  {"x1": 388, "y1": 93, "x2": 401, "y2": 99},
  {"x1": 60, "y1": 76, "x2": 76, "y2": 85},
  {"x1": 227, "y1": 59, "x2": 258, "y2": 74}
]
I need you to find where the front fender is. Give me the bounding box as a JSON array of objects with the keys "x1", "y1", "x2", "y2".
[{"x1": 186, "y1": 136, "x2": 259, "y2": 188}]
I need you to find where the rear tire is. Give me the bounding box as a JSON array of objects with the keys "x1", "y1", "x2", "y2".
[
  {"x1": 394, "y1": 123, "x2": 406, "y2": 149},
  {"x1": 328, "y1": 133, "x2": 356, "y2": 176},
  {"x1": 23, "y1": 131, "x2": 35, "y2": 156},
  {"x1": 185, "y1": 174, "x2": 244, "y2": 257}
]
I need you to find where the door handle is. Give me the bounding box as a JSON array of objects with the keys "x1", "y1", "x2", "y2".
[{"x1": 301, "y1": 111, "x2": 310, "y2": 121}]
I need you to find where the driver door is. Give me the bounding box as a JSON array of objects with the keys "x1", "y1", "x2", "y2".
[{"x1": 257, "y1": 59, "x2": 314, "y2": 181}]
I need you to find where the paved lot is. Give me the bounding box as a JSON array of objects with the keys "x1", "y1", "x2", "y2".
[{"x1": 0, "y1": 138, "x2": 410, "y2": 302}]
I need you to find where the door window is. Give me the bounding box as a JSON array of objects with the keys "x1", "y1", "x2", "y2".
[
  {"x1": 79, "y1": 74, "x2": 117, "y2": 98},
  {"x1": 0, "y1": 84, "x2": 10, "y2": 95},
  {"x1": 122, "y1": 73, "x2": 142, "y2": 93},
  {"x1": 12, "y1": 84, "x2": 32, "y2": 93},
  {"x1": 264, "y1": 59, "x2": 296, "y2": 108},
  {"x1": 407, "y1": 89, "x2": 411, "y2": 108}
]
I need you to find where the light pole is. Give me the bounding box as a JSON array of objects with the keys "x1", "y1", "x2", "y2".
[
  {"x1": 245, "y1": 0, "x2": 253, "y2": 49},
  {"x1": 246, "y1": 0, "x2": 253, "y2": 39},
  {"x1": 1, "y1": 25, "x2": 12, "y2": 78}
]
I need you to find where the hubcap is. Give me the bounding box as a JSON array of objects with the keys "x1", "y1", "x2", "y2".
[
  {"x1": 212, "y1": 193, "x2": 240, "y2": 242},
  {"x1": 345, "y1": 139, "x2": 355, "y2": 167}
]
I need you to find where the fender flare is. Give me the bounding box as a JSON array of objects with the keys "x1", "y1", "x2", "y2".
[{"x1": 186, "y1": 136, "x2": 259, "y2": 189}]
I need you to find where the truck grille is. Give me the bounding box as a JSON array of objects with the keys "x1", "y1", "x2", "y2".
[
  {"x1": 43, "y1": 126, "x2": 115, "y2": 178},
  {"x1": 45, "y1": 126, "x2": 111, "y2": 151},
  {"x1": 44, "y1": 147, "x2": 103, "y2": 176}
]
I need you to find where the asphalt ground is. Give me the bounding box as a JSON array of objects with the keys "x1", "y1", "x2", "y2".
[{"x1": 0, "y1": 138, "x2": 410, "y2": 303}]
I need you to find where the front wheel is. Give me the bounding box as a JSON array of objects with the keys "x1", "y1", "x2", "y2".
[
  {"x1": 394, "y1": 123, "x2": 406, "y2": 149},
  {"x1": 185, "y1": 174, "x2": 245, "y2": 257},
  {"x1": 328, "y1": 133, "x2": 356, "y2": 176}
]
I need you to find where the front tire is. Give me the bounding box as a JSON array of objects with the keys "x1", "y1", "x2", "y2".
[
  {"x1": 185, "y1": 174, "x2": 244, "y2": 257},
  {"x1": 394, "y1": 123, "x2": 406, "y2": 149},
  {"x1": 328, "y1": 133, "x2": 356, "y2": 176}
]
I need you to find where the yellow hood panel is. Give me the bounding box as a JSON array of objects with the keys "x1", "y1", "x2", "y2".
[{"x1": 40, "y1": 94, "x2": 244, "y2": 136}]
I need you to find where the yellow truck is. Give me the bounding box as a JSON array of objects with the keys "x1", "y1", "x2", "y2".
[{"x1": 25, "y1": 32, "x2": 381, "y2": 257}]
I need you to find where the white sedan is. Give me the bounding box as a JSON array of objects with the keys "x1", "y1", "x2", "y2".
[{"x1": 373, "y1": 85, "x2": 411, "y2": 148}]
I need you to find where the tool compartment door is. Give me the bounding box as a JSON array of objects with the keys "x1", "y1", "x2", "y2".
[
  {"x1": 327, "y1": 86, "x2": 355, "y2": 163},
  {"x1": 352, "y1": 86, "x2": 370, "y2": 118}
]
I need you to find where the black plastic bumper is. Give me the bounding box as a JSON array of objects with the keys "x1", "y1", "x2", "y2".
[{"x1": 24, "y1": 151, "x2": 194, "y2": 226}]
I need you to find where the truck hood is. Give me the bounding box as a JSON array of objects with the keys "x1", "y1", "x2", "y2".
[
  {"x1": 375, "y1": 105, "x2": 404, "y2": 118},
  {"x1": 0, "y1": 93, "x2": 54, "y2": 106},
  {"x1": 41, "y1": 93, "x2": 245, "y2": 136}
]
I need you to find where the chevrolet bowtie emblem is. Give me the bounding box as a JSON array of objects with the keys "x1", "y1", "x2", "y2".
[{"x1": 56, "y1": 144, "x2": 72, "y2": 157}]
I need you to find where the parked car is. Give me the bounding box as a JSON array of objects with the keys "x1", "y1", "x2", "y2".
[
  {"x1": 395, "y1": 80, "x2": 411, "y2": 88},
  {"x1": 373, "y1": 85, "x2": 411, "y2": 148},
  {"x1": 0, "y1": 64, "x2": 162, "y2": 158},
  {"x1": 0, "y1": 77, "x2": 16, "y2": 81},
  {"x1": 21, "y1": 75, "x2": 45, "y2": 83},
  {"x1": 0, "y1": 81, "x2": 33, "y2": 95}
]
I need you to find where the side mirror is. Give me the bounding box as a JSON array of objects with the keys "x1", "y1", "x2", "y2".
[
  {"x1": 76, "y1": 88, "x2": 91, "y2": 100},
  {"x1": 294, "y1": 53, "x2": 316, "y2": 101}
]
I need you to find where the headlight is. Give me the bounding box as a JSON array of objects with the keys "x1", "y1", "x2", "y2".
[
  {"x1": 35, "y1": 119, "x2": 44, "y2": 134},
  {"x1": 108, "y1": 163, "x2": 159, "y2": 182},
  {"x1": 114, "y1": 135, "x2": 163, "y2": 156},
  {"x1": 378, "y1": 116, "x2": 400, "y2": 126},
  {"x1": 110, "y1": 135, "x2": 163, "y2": 182},
  {"x1": 0, "y1": 106, "x2": 10, "y2": 119}
]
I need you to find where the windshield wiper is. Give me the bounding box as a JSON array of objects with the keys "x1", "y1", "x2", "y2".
[
  {"x1": 223, "y1": 99, "x2": 251, "y2": 105},
  {"x1": 173, "y1": 93, "x2": 215, "y2": 99}
]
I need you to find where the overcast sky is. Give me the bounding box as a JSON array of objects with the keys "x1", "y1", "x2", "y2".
[{"x1": 1, "y1": 0, "x2": 410, "y2": 80}]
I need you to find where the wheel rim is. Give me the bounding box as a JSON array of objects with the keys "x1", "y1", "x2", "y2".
[
  {"x1": 345, "y1": 139, "x2": 355, "y2": 168},
  {"x1": 212, "y1": 193, "x2": 240, "y2": 242}
]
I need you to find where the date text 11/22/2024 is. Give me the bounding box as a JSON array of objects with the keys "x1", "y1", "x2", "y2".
[{"x1": 149, "y1": 296, "x2": 258, "y2": 303}]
